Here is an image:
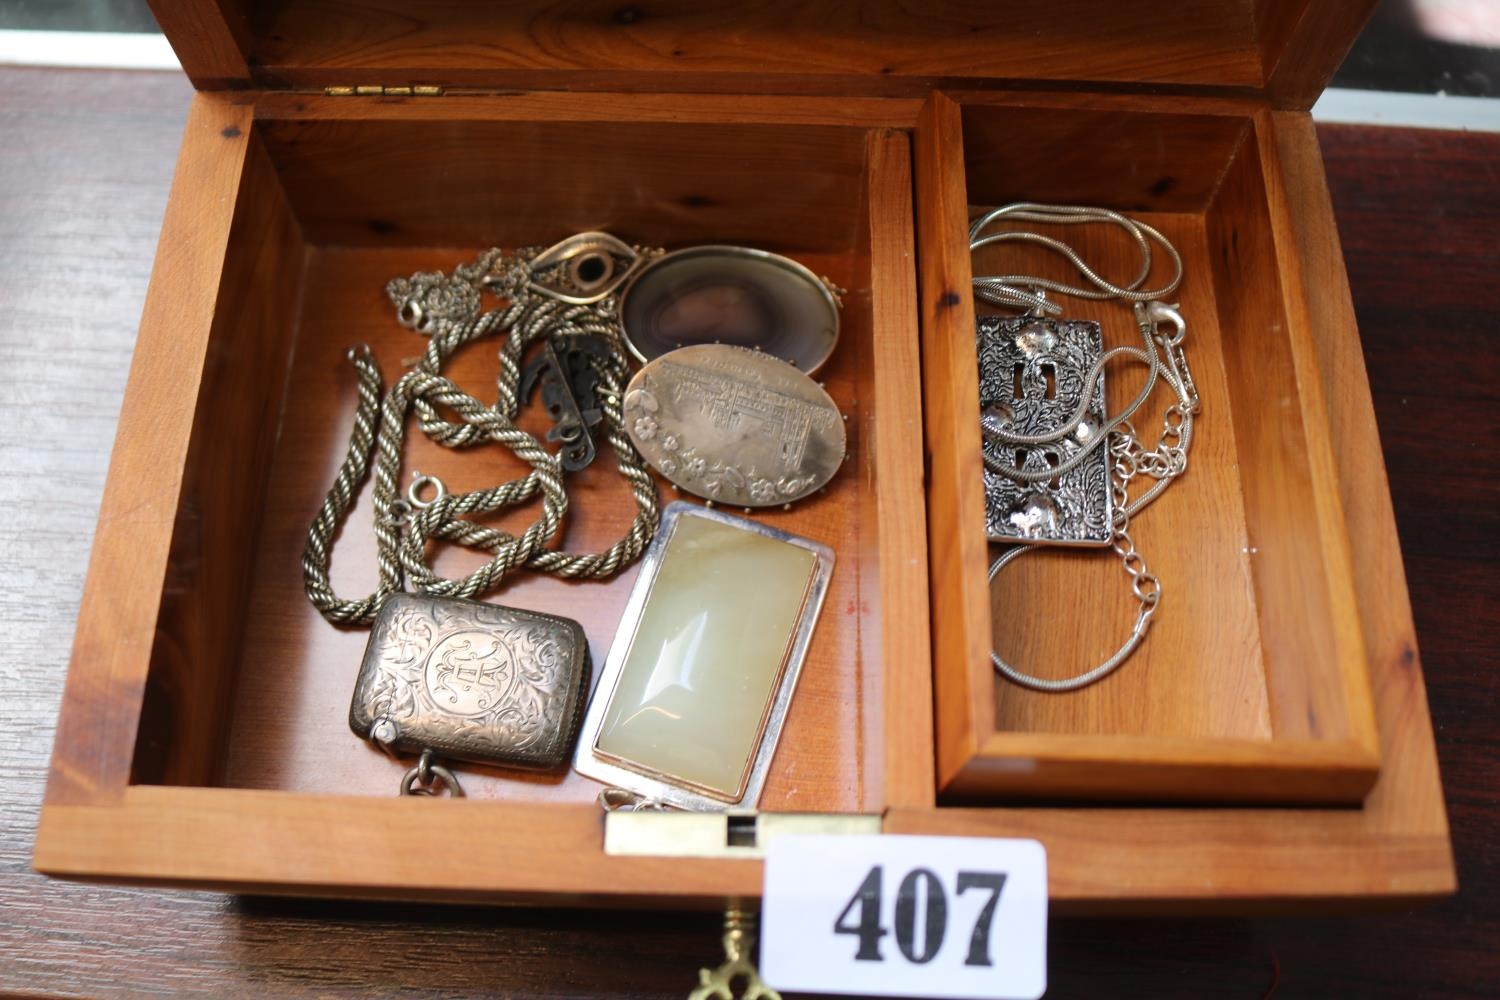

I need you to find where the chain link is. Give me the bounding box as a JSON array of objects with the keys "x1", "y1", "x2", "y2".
[
  {"x1": 969, "y1": 203, "x2": 1184, "y2": 315},
  {"x1": 985, "y1": 258, "x2": 1200, "y2": 691},
  {"x1": 400, "y1": 748, "x2": 465, "y2": 797},
  {"x1": 302, "y1": 245, "x2": 660, "y2": 627},
  {"x1": 988, "y1": 421, "x2": 1176, "y2": 693}
]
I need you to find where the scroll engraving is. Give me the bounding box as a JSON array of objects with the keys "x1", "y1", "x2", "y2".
[{"x1": 350, "y1": 593, "x2": 588, "y2": 769}]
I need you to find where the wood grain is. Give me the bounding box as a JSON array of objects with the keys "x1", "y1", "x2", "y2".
[
  {"x1": 2, "y1": 66, "x2": 1494, "y2": 999},
  {"x1": 151, "y1": 0, "x2": 1371, "y2": 107},
  {"x1": 977, "y1": 212, "x2": 1272, "y2": 744},
  {"x1": 249, "y1": 90, "x2": 923, "y2": 127},
  {"x1": 131, "y1": 132, "x2": 307, "y2": 788},
  {"x1": 856, "y1": 129, "x2": 936, "y2": 811},
  {"x1": 152, "y1": 99, "x2": 918, "y2": 811},
  {"x1": 886, "y1": 107, "x2": 1457, "y2": 893},
  {"x1": 1203, "y1": 108, "x2": 1376, "y2": 754},
  {"x1": 1248, "y1": 108, "x2": 1380, "y2": 757},
  {"x1": 912, "y1": 92, "x2": 993, "y2": 793},
  {"x1": 146, "y1": 0, "x2": 251, "y2": 89},
  {"x1": 918, "y1": 91, "x2": 1380, "y2": 803},
  {"x1": 241, "y1": 0, "x2": 1269, "y2": 93},
  {"x1": 959, "y1": 105, "x2": 1251, "y2": 212},
  {"x1": 1259, "y1": 0, "x2": 1379, "y2": 110},
  {"x1": 43, "y1": 92, "x2": 257, "y2": 807},
  {"x1": 211, "y1": 245, "x2": 877, "y2": 809},
  {"x1": 40, "y1": 787, "x2": 767, "y2": 907},
  {"x1": 254, "y1": 113, "x2": 882, "y2": 249}
]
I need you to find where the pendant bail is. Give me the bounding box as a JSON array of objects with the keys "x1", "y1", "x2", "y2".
[{"x1": 1023, "y1": 285, "x2": 1049, "y2": 317}]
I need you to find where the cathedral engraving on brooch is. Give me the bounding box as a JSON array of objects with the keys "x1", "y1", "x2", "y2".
[
  {"x1": 978, "y1": 316, "x2": 1113, "y2": 546},
  {"x1": 623, "y1": 343, "x2": 846, "y2": 507},
  {"x1": 349, "y1": 593, "x2": 588, "y2": 770}
]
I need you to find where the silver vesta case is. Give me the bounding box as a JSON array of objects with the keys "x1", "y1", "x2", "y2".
[{"x1": 350, "y1": 593, "x2": 590, "y2": 770}]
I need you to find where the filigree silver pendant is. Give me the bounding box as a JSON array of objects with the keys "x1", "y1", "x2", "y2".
[
  {"x1": 977, "y1": 315, "x2": 1112, "y2": 545},
  {"x1": 350, "y1": 593, "x2": 590, "y2": 771}
]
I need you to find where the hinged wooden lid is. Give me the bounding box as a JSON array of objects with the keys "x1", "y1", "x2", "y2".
[{"x1": 150, "y1": 1, "x2": 1374, "y2": 113}]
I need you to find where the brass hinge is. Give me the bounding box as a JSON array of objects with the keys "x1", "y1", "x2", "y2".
[{"x1": 324, "y1": 84, "x2": 444, "y2": 97}]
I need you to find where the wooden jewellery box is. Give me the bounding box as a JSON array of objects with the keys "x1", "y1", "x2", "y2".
[{"x1": 35, "y1": 0, "x2": 1456, "y2": 912}]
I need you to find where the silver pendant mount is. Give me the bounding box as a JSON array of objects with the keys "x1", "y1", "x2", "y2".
[{"x1": 520, "y1": 230, "x2": 655, "y2": 305}]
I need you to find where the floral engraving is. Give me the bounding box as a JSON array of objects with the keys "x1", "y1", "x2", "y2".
[
  {"x1": 350, "y1": 594, "x2": 585, "y2": 768},
  {"x1": 620, "y1": 347, "x2": 846, "y2": 507}
]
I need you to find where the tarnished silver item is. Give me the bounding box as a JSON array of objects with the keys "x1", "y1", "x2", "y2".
[
  {"x1": 985, "y1": 301, "x2": 1198, "y2": 692},
  {"x1": 506, "y1": 230, "x2": 656, "y2": 305},
  {"x1": 352, "y1": 592, "x2": 590, "y2": 771},
  {"x1": 302, "y1": 237, "x2": 661, "y2": 629},
  {"x1": 968, "y1": 202, "x2": 1183, "y2": 316},
  {"x1": 978, "y1": 315, "x2": 1111, "y2": 544},
  {"x1": 400, "y1": 748, "x2": 466, "y2": 797},
  {"x1": 623, "y1": 344, "x2": 846, "y2": 507},
  {"x1": 520, "y1": 335, "x2": 615, "y2": 471},
  {"x1": 618, "y1": 245, "x2": 842, "y2": 374}
]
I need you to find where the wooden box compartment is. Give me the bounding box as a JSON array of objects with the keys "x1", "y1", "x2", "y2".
[
  {"x1": 35, "y1": 0, "x2": 1456, "y2": 911},
  {"x1": 916, "y1": 92, "x2": 1382, "y2": 805},
  {"x1": 34, "y1": 92, "x2": 936, "y2": 903}
]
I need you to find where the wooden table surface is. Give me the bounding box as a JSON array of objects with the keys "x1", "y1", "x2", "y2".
[{"x1": 0, "y1": 67, "x2": 1494, "y2": 999}]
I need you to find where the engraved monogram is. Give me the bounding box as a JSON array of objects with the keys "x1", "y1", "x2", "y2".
[
  {"x1": 350, "y1": 593, "x2": 588, "y2": 770},
  {"x1": 423, "y1": 630, "x2": 518, "y2": 716}
]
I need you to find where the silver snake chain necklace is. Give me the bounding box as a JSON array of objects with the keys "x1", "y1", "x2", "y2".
[{"x1": 972, "y1": 203, "x2": 1201, "y2": 692}]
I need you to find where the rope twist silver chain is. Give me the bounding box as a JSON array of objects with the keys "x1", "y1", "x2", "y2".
[
  {"x1": 974, "y1": 205, "x2": 1200, "y2": 692},
  {"x1": 303, "y1": 246, "x2": 659, "y2": 627}
]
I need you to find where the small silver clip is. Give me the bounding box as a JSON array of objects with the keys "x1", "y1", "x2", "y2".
[{"x1": 1137, "y1": 301, "x2": 1199, "y2": 412}]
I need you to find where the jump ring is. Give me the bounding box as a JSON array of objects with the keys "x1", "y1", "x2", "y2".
[
  {"x1": 397, "y1": 299, "x2": 427, "y2": 331},
  {"x1": 400, "y1": 755, "x2": 465, "y2": 797},
  {"x1": 1133, "y1": 573, "x2": 1161, "y2": 604},
  {"x1": 408, "y1": 472, "x2": 447, "y2": 509},
  {"x1": 386, "y1": 498, "x2": 412, "y2": 527}
]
